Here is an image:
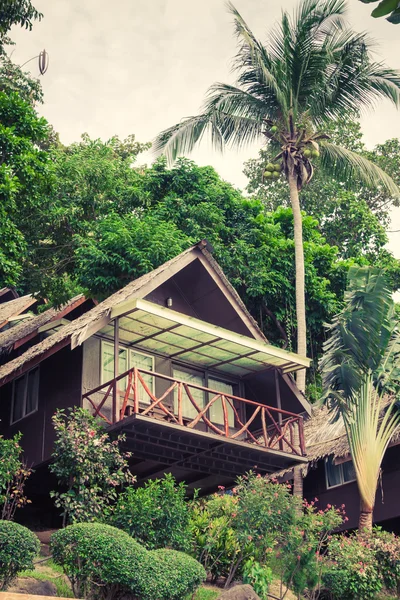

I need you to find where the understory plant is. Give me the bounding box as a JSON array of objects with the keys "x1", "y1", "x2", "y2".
[
  {"x1": 49, "y1": 408, "x2": 134, "y2": 525},
  {"x1": 51, "y1": 522, "x2": 205, "y2": 600},
  {"x1": 0, "y1": 433, "x2": 31, "y2": 520},
  {"x1": 324, "y1": 533, "x2": 383, "y2": 600},
  {"x1": 111, "y1": 473, "x2": 192, "y2": 550},
  {"x1": 0, "y1": 520, "x2": 40, "y2": 590},
  {"x1": 190, "y1": 472, "x2": 344, "y2": 597}
]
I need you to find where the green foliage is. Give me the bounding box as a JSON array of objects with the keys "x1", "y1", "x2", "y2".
[
  {"x1": 74, "y1": 212, "x2": 191, "y2": 299},
  {"x1": 0, "y1": 54, "x2": 43, "y2": 104},
  {"x1": 112, "y1": 473, "x2": 192, "y2": 551},
  {"x1": 141, "y1": 549, "x2": 206, "y2": 600},
  {"x1": 190, "y1": 473, "x2": 344, "y2": 596},
  {"x1": 325, "y1": 534, "x2": 383, "y2": 600},
  {"x1": 0, "y1": 432, "x2": 31, "y2": 520},
  {"x1": 242, "y1": 558, "x2": 273, "y2": 599},
  {"x1": 367, "y1": 527, "x2": 400, "y2": 593},
  {"x1": 0, "y1": 520, "x2": 40, "y2": 590},
  {"x1": 0, "y1": 91, "x2": 54, "y2": 288},
  {"x1": 49, "y1": 408, "x2": 134, "y2": 525},
  {"x1": 360, "y1": 0, "x2": 400, "y2": 23},
  {"x1": 51, "y1": 522, "x2": 205, "y2": 600},
  {"x1": 190, "y1": 493, "x2": 242, "y2": 582},
  {"x1": 0, "y1": 0, "x2": 42, "y2": 53}
]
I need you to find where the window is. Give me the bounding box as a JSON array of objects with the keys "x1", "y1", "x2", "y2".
[
  {"x1": 325, "y1": 456, "x2": 356, "y2": 489},
  {"x1": 101, "y1": 342, "x2": 154, "y2": 402},
  {"x1": 173, "y1": 368, "x2": 235, "y2": 427},
  {"x1": 208, "y1": 378, "x2": 235, "y2": 427},
  {"x1": 11, "y1": 367, "x2": 39, "y2": 424}
]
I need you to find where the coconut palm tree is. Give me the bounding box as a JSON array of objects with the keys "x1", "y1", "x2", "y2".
[
  {"x1": 321, "y1": 266, "x2": 400, "y2": 531},
  {"x1": 155, "y1": 0, "x2": 400, "y2": 395}
]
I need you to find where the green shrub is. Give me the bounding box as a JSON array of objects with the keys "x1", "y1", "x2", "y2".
[
  {"x1": 51, "y1": 522, "x2": 146, "y2": 599},
  {"x1": 324, "y1": 534, "x2": 383, "y2": 600},
  {"x1": 368, "y1": 527, "x2": 400, "y2": 594},
  {"x1": 112, "y1": 473, "x2": 192, "y2": 550},
  {"x1": 243, "y1": 558, "x2": 273, "y2": 599},
  {"x1": 0, "y1": 520, "x2": 40, "y2": 590},
  {"x1": 51, "y1": 522, "x2": 205, "y2": 600},
  {"x1": 139, "y1": 549, "x2": 206, "y2": 600}
]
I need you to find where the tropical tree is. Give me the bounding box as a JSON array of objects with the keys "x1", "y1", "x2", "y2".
[
  {"x1": 154, "y1": 0, "x2": 400, "y2": 394},
  {"x1": 321, "y1": 266, "x2": 400, "y2": 531}
]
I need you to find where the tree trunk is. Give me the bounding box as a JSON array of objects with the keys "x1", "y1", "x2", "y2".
[
  {"x1": 288, "y1": 172, "x2": 307, "y2": 393},
  {"x1": 358, "y1": 503, "x2": 373, "y2": 533},
  {"x1": 288, "y1": 172, "x2": 307, "y2": 503}
]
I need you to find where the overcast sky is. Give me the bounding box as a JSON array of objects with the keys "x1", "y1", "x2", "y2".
[{"x1": 9, "y1": 0, "x2": 400, "y2": 257}]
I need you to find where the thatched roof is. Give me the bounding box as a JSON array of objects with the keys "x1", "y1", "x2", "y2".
[
  {"x1": 0, "y1": 294, "x2": 85, "y2": 356},
  {"x1": 0, "y1": 295, "x2": 37, "y2": 328},
  {"x1": 305, "y1": 404, "x2": 400, "y2": 465},
  {"x1": 0, "y1": 242, "x2": 266, "y2": 386}
]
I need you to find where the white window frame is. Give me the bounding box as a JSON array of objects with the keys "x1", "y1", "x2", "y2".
[
  {"x1": 101, "y1": 341, "x2": 155, "y2": 392},
  {"x1": 325, "y1": 456, "x2": 356, "y2": 489},
  {"x1": 11, "y1": 367, "x2": 40, "y2": 425}
]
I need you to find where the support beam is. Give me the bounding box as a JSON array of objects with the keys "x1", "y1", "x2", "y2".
[{"x1": 113, "y1": 317, "x2": 120, "y2": 424}]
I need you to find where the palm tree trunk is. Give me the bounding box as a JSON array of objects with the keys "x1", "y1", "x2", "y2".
[
  {"x1": 288, "y1": 172, "x2": 307, "y2": 393},
  {"x1": 358, "y1": 502, "x2": 373, "y2": 533}
]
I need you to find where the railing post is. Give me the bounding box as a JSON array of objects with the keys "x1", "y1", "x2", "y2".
[
  {"x1": 221, "y1": 395, "x2": 229, "y2": 437},
  {"x1": 178, "y1": 382, "x2": 183, "y2": 425},
  {"x1": 133, "y1": 367, "x2": 139, "y2": 413},
  {"x1": 275, "y1": 370, "x2": 283, "y2": 451},
  {"x1": 298, "y1": 417, "x2": 306, "y2": 455},
  {"x1": 112, "y1": 317, "x2": 120, "y2": 424}
]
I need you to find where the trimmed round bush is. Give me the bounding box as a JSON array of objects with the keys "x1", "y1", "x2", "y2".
[
  {"x1": 0, "y1": 520, "x2": 40, "y2": 590},
  {"x1": 51, "y1": 523, "x2": 205, "y2": 600},
  {"x1": 51, "y1": 522, "x2": 147, "y2": 599},
  {"x1": 139, "y1": 549, "x2": 206, "y2": 600}
]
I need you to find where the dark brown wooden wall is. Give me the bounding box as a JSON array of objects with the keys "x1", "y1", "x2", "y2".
[
  {"x1": 0, "y1": 345, "x2": 83, "y2": 467},
  {"x1": 304, "y1": 444, "x2": 400, "y2": 529}
]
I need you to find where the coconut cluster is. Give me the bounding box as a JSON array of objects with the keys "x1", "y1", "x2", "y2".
[
  {"x1": 303, "y1": 145, "x2": 320, "y2": 158},
  {"x1": 263, "y1": 162, "x2": 282, "y2": 180}
]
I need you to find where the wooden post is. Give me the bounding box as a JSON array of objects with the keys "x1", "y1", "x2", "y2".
[
  {"x1": 275, "y1": 370, "x2": 283, "y2": 451},
  {"x1": 113, "y1": 317, "x2": 119, "y2": 424},
  {"x1": 133, "y1": 367, "x2": 139, "y2": 413},
  {"x1": 178, "y1": 382, "x2": 183, "y2": 425}
]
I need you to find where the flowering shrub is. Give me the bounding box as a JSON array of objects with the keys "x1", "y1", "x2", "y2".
[
  {"x1": 324, "y1": 534, "x2": 383, "y2": 600},
  {"x1": 190, "y1": 472, "x2": 344, "y2": 597},
  {"x1": 367, "y1": 527, "x2": 400, "y2": 594},
  {"x1": 0, "y1": 433, "x2": 31, "y2": 520},
  {"x1": 112, "y1": 473, "x2": 192, "y2": 550},
  {"x1": 49, "y1": 408, "x2": 134, "y2": 524}
]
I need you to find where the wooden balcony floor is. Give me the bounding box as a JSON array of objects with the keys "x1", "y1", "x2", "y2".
[{"x1": 108, "y1": 413, "x2": 307, "y2": 494}]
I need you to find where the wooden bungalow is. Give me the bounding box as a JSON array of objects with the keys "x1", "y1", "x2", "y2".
[
  {"x1": 302, "y1": 407, "x2": 400, "y2": 532},
  {"x1": 0, "y1": 241, "x2": 311, "y2": 515}
]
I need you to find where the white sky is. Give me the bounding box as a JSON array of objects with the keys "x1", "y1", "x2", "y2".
[{"x1": 9, "y1": 0, "x2": 400, "y2": 258}]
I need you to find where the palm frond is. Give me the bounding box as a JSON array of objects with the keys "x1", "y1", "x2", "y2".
[
  {"x1": 320, "y1": 266, "x2": 396, "y2": 411},
  {"x1": 153, "y1": 113, "x2": 223, "y2": 163},
  {"x1": 320, "y1": 142, "x2": 400, "y2": 198}
]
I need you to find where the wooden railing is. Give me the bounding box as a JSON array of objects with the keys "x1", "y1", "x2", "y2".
[{"x1": 82, "y1": 367, "x2": 306, "y2": 456}]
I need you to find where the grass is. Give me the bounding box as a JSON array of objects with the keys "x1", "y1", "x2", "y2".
[
  {"x1": 18, "y1": 558, "x2": 74, "y2": 598},
  {"x1": 188, "y1": 585, "x2": 220, "y2": 600}
]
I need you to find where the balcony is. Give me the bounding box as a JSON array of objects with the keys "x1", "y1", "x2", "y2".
[{"x1": 83, "y1": 367, "x2": 306, "y2": 489}]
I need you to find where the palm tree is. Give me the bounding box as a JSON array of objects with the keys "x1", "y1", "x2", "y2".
[
  {"x1": 155, "y1": 0, "x2": 400, "y2": 394},
  {"x1": 321, "y1": 266, "x2": 400, "y2": 531}
]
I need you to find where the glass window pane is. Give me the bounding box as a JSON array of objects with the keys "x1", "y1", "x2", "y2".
[
  {"x1": 12, "y1": 376, "x2": 26, "y2": 422},
  {"x1": 173, "y1": 368, "x2": 204, "y2": 420},
  {"x1": 208, "y1": 378, "x2": 235, "y2": 427},
  {"x1": 26, "y1": 368, "x2": 39, "y2": 415},
  {"x1": 102, "y1": 343, "x2": 128, "y2": 395},
  {"x1": 325, "y1": 456, "x2": 343, "y2": 488},
  {"x1": 342, "y1": 460, "x2": 356, "y2": 482},
  {"x1": 130, "y1": 350, "x2": 153, "y2": 403}
]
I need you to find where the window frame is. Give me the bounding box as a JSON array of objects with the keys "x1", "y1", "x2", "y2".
[
  {"x1": 325, "y1": 456, "x2": 356, "y2": 490},
  {"x1": 10, "y1": 367, "x2": 40, "y2": 425},
  {"x1": 100, "y1": 341, "x2": 155, "y2": 391}
]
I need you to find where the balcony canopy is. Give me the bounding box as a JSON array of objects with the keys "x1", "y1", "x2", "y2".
[{"x1": 100, "y1": 299, "x2": 310, "y2": 377}]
